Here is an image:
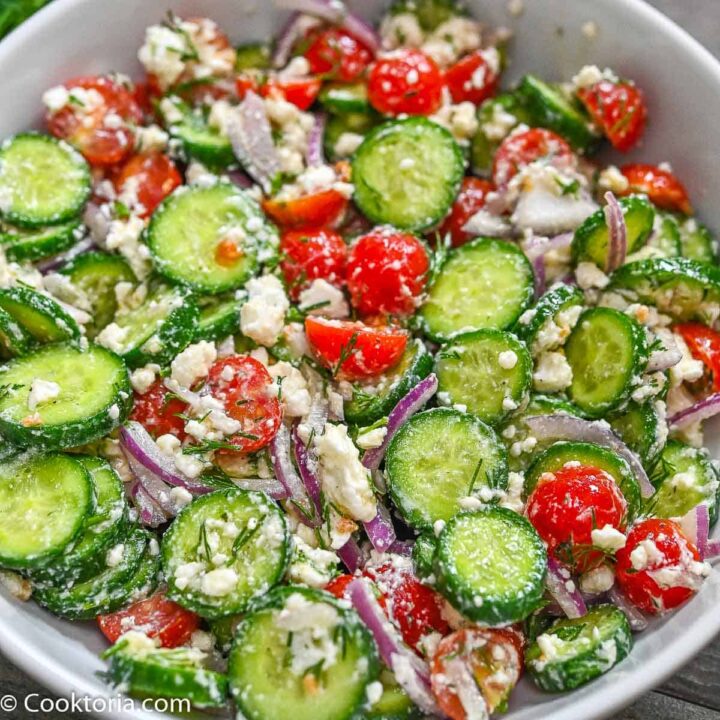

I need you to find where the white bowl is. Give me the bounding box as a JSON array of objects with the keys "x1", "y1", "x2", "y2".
[{"x1": 1, "y1": 1, "x2": 719, "y2": 719}]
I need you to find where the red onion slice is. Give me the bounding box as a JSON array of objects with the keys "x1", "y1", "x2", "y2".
[
  {"x1": 532, "y1": 254, "x2": 546, "y2": 298},
  {"x1": 128, "y1": 481, "x2": 169, "y2": 527},
  {"x1": 608, "y1": 586, "x2": 648, "y2": 632},
  {"x1": 387, "y1": 540, "x2": 413, "y2": 556},
  {"x1": 668, "y1": 392, "x2": 720, "y2": 429},
  {"x1": 363, "y1": 374, "x2": 438, "y2": 471},
  {"x1": 37, "y1": 236, "x2": 96, "y2": 273},
  {"x1": 306, "y1": 112, "x2": 327, "y2": 167},
  {"x1": 603, "y1": 191, "x2": 627, "y2": 272},
  {"x1": 522, "y1": 232, "x2": 573, "y2": 261},
  {"x1": 291, "y1": 424, "x2": 323, "y2": 518},
  {"x1": 231, "y1": 477, "x2": 290, "y2": 500},
  {"x1": 545, "y1": 557, "x2": 586, "y2": 618},
  {"x1": 363, "y1": 499, "x2": 396, "y2": 553},
  {"x1": 337, "y1": 536, "x2": 365, "y2": 572},
  {"x1": 524, "y1": 414, "x2": 654, "y2": 498},
  {"x1": 705, "y1": 538, "x2": 720, "y2": 562},
  {"x1": 679, "y1": 504, "x2": 710, "y2": 559},
  {"x1": 273, "y1": 13, "x2": 308, "y2": 68}
]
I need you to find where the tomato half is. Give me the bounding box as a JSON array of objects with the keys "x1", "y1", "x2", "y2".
[
  {"x1": 263, "y1": 189, "x2": 349, "y2": 230},
  {"x1": 619, "y1": 163, "x2": 693, "y2": 215},
  {"x1": 304, "y1": 27, "x2": 374, "y2": 82},
  {"x1": 113, "y1": 152, "x2": 182, "y2": 219},
  {"x1": 130, "y1": 379, "x2": 189, "y2": 440},
  {"x1": 445, "y1": 49, "x2": 500, "y2": 105},
  {"x1": 439, "y1": 177, "x2": 495, "y2": 247},
  {"x1": 260, "y1": 77, "x2": 322, "y2": 110},
  {"x1": 675, "y1": 322, "x2": 720, "y2": 391}
]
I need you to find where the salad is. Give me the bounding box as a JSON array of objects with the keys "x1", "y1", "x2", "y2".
[{"x1": 0, "y1": 0, "x2": 719, "y2": 717}]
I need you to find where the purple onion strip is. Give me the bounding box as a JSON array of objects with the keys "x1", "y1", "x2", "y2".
[
  {"x1": 603, "y1": 191, "x2": 627, "y2": 272},
  {"x1": 363, "y1": 499, "x2": 396, "y2": 553},
  {"x1": 337, "y1": 536, "x2": 365, "y2": 572},
  {"x1": 609, "y1": 586, "x2": 648, "y2": 632},
  {"x1": 545, "y1": 557, "x2": 587, "y2": 619},
  {"x1": 668, "y1": 392, "x2": 720, "y2": 429},
  {"x1": 306, "y1": 112, "x2": 327, "y2": 167}
]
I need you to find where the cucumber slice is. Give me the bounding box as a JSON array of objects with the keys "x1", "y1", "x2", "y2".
[
  {"x1": 524, "y1": 441, "x2": 641, "y2": 521},
  {"x1": 525, "y1": 604, "x2": 632, "y2": 692},
  {"x1": 0, "y1": 219, "x2": 83, "y2": 262},
  {"x1": 565, "y1": 307, "x2": 648, "y2": 417},
  {"x1": 0, "y1": 133, "x2": 90, "y2": 228},
  {"x1": 0, "y1": 306, "x2": 31, "y2": 358},
  {"x1": 0, "y1": 285, "x2": 80, "y2": 343},
  {"x1": 421, "y1": 238, "x2": 534, "y2": 341},
  {"x1": 389, "y1": 0, "x2": 463, "y2": 31},
  {"x1": 0, "y1": 452, "x2": 93, "y2": 569},
  {"x1": 235, "y1": 42, "x2": 271, "y2": 70},
  {"x1": 344, "y1": 338, "x2": 433, "y2": 425},
  {"x1": 609, "y1": 400, "x2": 666, "y2": 468},
  {"x1": 517, "y1": 75, "x2": 600, "y2": 152},
  {"x1": 646, "y1": 212, "x2": 681, "y2": 258},
  {"x1": 679, "y1": 217, "x2": 717, "y2": 264},
  {"x1": 572, "y1": 196, "x2": 655, "y2": 270},
  {"x1": 319, "y1": 83, "x2": 370, "y2": 114},
  {"x1": 60, "y1": 251, "x2": 136, "y2": 338},
  {"x1": 368, "y1": 670, "x2": 417, "y2": 720},
  {"x1": 352, "y1": 117, "x2": 464, "y2": 232},
  {"x1": 0, "y1": 342, "x2": 131, "y2": 450},
  {"x1": 195, "y1": 294, "x2": 242, "y2": 342},
  {"x1": 436, "y1": 329, "x2": 532, "y2": 425},
  {"x1": 148, "y1": 183, "x2": 277, "y2": 294},
  {"x1": 648, "y1": 441, "x2": 720, "y2": 525},
  {"x1": 162, "y1": 488, "x2": 290, "y2": 619},
  {"x1": 435, "y1": 507, "x2": 547, "y2": 624},
  {"x1": 411, "y1": 531, "x2": 437, "y2": 581},
  {"x1": 228, "y1": 586, "x2": 379, "y2": 720},
  {"x1": 386, "y1": 408, "x2": 508, "y2": 530},
  {"x1": 324, "y1": 112, "x2": 378, "y2": 162}
]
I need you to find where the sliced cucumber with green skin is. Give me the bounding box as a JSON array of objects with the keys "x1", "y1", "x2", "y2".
[
  {"x1": 319, "y1": 83, "x2": 370, "y2": 114},
  {"x1": 517, "y1": 75, "x2": 600, "y2": 152},
  {"x1": 344, "y1": 338, "x2": 433, "y2": 425},
  {"x1": 0, "y1": 452, "x2": 93, "y2": 569},
  {"x1": 525, "y1": 604, "x2": 632, "y2": 692},
  {"x1": 436, "y1": 329, "x2": 532, "y2": 425},
  {"x1": 435, "y1": 507, "x2": 547, "y2": 624},
  {"x1": 60, "y1": 252, "x2": 136, "y2": 338},
  {"x1": 0, "y1": 285, "x2": 80, "y2": 343},
  {"x1": 412, "y1": 531, "x2": 437, "y2": 581},
  {"x1": 0, "y1": 133, "x2": 90, "y2": 228},
  {"x1": 229, "y1": 586, "x2": 379, "y2": 720},
  {"x1": 524, "y1": 441, "x2": 641, "y2": 520},
  {"x1": 195, "y1": 294, "x2": 242, "y2": 342},
  {"x1": 235, "y1": 42, "x2": 271, "y2": 70},
  {"x1": 325, "y1": 112, "x2": 378, "y2": 162},
  {"x1": 0, "y1": 219, "x2": 82, "y2": 263},
  {"x1": 0, "y1": 306, "x2": 31, "y2": 358},
  {"x1": 606, "y1": 257, "x2": 720, "y2": 325},
  {"x1": 386, "y1": 408, "x2": 508, "y2": 530},
  {"x1": 103, "y1": 639, "x2": 228, "y2": 709},
  {"x1": 648, "y1": 440, "x2": 720, "y2": 525},
  {"x1": 368, "y1": 670, "x2": 418, "y2": 720},
  {"x1": 0, "y1": 342, "x2": 131, "y2": 450},
  {"x1": 609, "y1": 400, "x2": 666, "y2": 468},
  {"x1": 646, "y1": 212, "x2": 681, "y2": 258},
  {"x1": 163, "y1": 488, "x2": 290, "y2": 619},
  {"x1": 679, "y1": 217, "x2": 717, "y2": 264},
  {"x1": 148, "y1": 183, "x2": 277, "y2": 294},
  {"x1": 565, "y1": 307, "x2": 648, "y2": 418},
  {"x1": 389, "y1": 0, "x2": 464, "y2": 31},
  {"x1": 352, "y1": 117, "x2": 464, "y2": 232},
  {"x1": 421, "y1": 238, "x2": 535, "y2": 342},
  {"x1": 572, "y1": 196, "x2": 655, "y2": 270},
  {"x1": 209, "y1": 614, "x2": 242, "y2": 654}
]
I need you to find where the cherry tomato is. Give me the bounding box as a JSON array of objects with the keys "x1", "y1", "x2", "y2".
[
  {"x1": 526, "y1": 465, "x2": 627, "y2": 572},
  {"x1": 347, "y1": 229, "x2": 429, "y2": 318},
  {"x1": 325, "y1": 573, "x2": 356, "y2": 599},
  {"x1": 236, "y1": 74, "x2": 260, "y2": 100},
  {"x1": 444, "y1": 49, "x2": 500, "y2": 105},
  {"x1": 439, "y1": 177, "x2": 495, "y2": 247},
  {"x1": 260, "y1": 77, "x2": 322, "y2": 110},
  {"x1": 368, "y1": 49, "x2": 444, "y2": 116},
  {"x1": 675, "y1": 322, "x2": 720, "y2": 391},
  {"x1": 619, "y1": 163, "x2": 693, "y2": 215},
  {"x1": 305, "y1": 317, "x2": 408, "y2": 380},
  {"x1": 98, "y1": 592, "x2": 200, "y2": 648},
  {"x1": 577, "y1": 80, "x2": 647, "y2": 153},
  {"x1": 205, "y1": 356, "x2": 282, "y2": 453},
  {"x1": 304, "y1": 27, "x2": 374, "y2": 82},
  {"x1": 113, "y1": 152, "x2": 182, "y2": 219},
  {"x1": 263, "y1": 189, "x2": 349, "y2": 230},
  {"x1": 279, "y1": 228, "x2": 347, "y2": 300},
  {"x1": 615, "y1": 518, "x2": 705, "y2": 614},
  {"x1": 130, "y1": 379, "x2": 189, "y2": 440},
  {"x1": 492, "y1": 128, "x2": 574, "y2": 187},
  {"x1": 431, "y1": 628, "x2": 523, "y2": 718},
  {"x1": 132, "y1": 81, "x2": 157, "y2": 118}
]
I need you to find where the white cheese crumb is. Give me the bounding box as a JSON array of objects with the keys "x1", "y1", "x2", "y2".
[
  {"x1": 170, "y1": 341, "x2": 217, "y2": 390},
  {"x1": 240, "y1": 275, "x2": 289, "y2": 347},
  {"x1": 27, "y1": 379, "x2": 60, "y2": 411},
  {"x1": 591, "y1": 524, "x2": 626, "y2": 552}
]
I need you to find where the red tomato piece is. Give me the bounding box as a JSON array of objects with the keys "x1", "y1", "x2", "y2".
[
  {"x1": 325, "y1": 573, "x2": 356, "y2": 600},
  {"x1": 526, "y1": 465, "x2": 628, "y2": 573},
  {"x1": 368, "y1": 49, "x2": 444, "y2": 116},
  {"x1": 46, "y1": 75, "x2": 143, "y2": 167},
  {"x1": 577, "y1": 80, "x2": 647, "y2": 153},
  {"x1": 305, "y1": 317, "x2": 408, "y2": 380},
  {"x1": 263, "y1": 188, "x2": 349, "y2": 230},
  {"x1": 619, "y1": 163, "x2": 693, "y2": 215},
  {"x1": 445, "y1": 49, "x2": 500, "y2": 105},
  {"x1": 615, "y1": 518, "x2": 705, "y2": 614},
  {"x1": 113, "y1": 152, "x2": 182, "y2": 219},
  {"x1": 260, "y1": 77, "x2": 322, "y2": 110},
  {"x1": 130, "y1": 379, "x2": 189, "y2": 440},
  {"x1": 431, "y1": 628, "x2": 523, "y2": 718},
  {"x1": 439, "y1": 177, "x2": 495, "y2": 247},
  {"x1": 205, "y1": 356, "x2": 282, "y2": 453},
  {"x1": 97, "y1": 592, "x2": 200, "y2": 648},
  {"x1": 279, "y1": 228, "x2": 348, "y2": 300},
  {"x1": 236, "y1": 74, "x2": 260, "y2": 100},
  {"x1": 492, "y1": 127, "x2": 574, "y2": 187},
  {"x1": 304, "y1": 27, "x2": 374, "y2": 83},
  {"x1": 675, "y1": 322, "x2": 720, "y2": 391},
  {"x1": 347, "y1": 228, "x2": 429, "y2": 318}
]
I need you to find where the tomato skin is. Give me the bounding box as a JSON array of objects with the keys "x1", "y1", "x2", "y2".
[
  {"x1": 675, "y1": 322, "x2": 720, "y2": 391},
  {"x1": 619, "y1": 163, "x2": 693, "y2": 215},
  {"x1": 260, "y1": 77, "x2": 322, "y2": 110},
  {"x1": 445, "y1": 49, "x2": 500, "y2": 105},
  {"x1": 577, "y1": 80, "x2": 647, "y2": 153},
  {"x1": 263, "y1": 189, "x2": 349, "y2": 231},
  {"x1": 130, "y1": 380, "x2": 189, "y2": 440},
  {"x1": 615, "y1": 518, "x2": 703, "y2": 614},
  {"x1": 492, "y1": 127, "x2": 574, "y2": 187},
  {"x1": 304, "y1": 27, "x2": 374, "y2": 82},
  {"x1": 305, "y1": 317, "x2": 408, "y2": 380},
  {"x1": 368, "y1": 49, "x2": 444, "y2": 116},
  {"x1": 205, "y1": 356, "x2": 282, "y2": 453},
  {"x1": 98, "y1": 593, "x2": 200, "y2": 648},
  {"x1": 279, "y1": 228, "x2": 348, "y2": 300},
  {"x1": 236, "y1": 74, "x2": 260, "y2": 99},
  {"x1": 113, "y1": 152, "x2": 182, "y2": 219},
  {"x1": 526, "y1": 465, "x2": 627, "y2": 572},
  {"x1": 346, "y1": 229, "x2": 430, "y2": 318},
  {"x1": 439, "y1": 177, "x2": 495, "y2": 247}
]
